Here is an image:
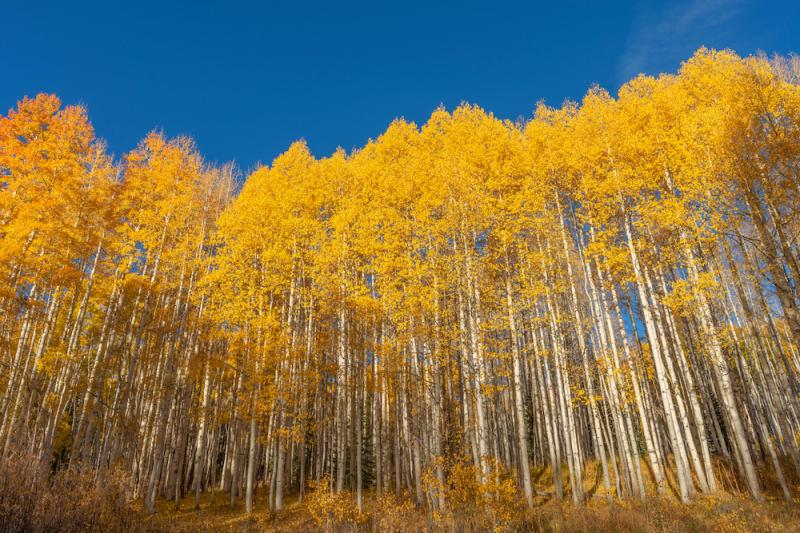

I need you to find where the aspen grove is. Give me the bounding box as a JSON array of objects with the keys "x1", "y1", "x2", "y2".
[{"x1": 2, "y1": 49, "x2": 800, "y2": 520}]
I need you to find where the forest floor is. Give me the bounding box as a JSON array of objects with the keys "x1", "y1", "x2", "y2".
[
  {"x1": 141, "y1": 490, "x2": 800, "y2": 532},
  {"x1": 142, "y1": 461, "x2": 800, "y2": 533},
  {"x1": 6, "y1": 452, "x2": 793, "y2": 532}
]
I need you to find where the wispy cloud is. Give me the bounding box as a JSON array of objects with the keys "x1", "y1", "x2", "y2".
[{"x1": 617, "y1": 0, "x2": 748, "y2": 84}]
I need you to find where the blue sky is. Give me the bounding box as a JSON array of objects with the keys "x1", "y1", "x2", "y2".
[{"x1": 2, "y1": 0, "x2": 797, "y2": 172}]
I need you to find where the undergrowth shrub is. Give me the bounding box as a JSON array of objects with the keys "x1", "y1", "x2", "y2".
[
  {"x1": 372, "y1": 491, "x2": 416, "y2": 532},
  {"x1": 0, "y1": 450, "x2": 144, "y2": 532},
  {"x1": 430, "y1": 455, "x2": 526, "y2": 532},
  {"x1": 305, "y1": 476, "x2": 363, "y2": 532}
]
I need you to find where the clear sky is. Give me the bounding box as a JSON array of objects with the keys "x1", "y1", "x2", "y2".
[{"x1": 2, "y1": 0, "x2": 798, "y2": 173}]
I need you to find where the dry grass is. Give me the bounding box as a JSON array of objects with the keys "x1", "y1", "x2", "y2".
[{"x1": 143, "y1": 485, "x2": 800, "y2": 532}]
